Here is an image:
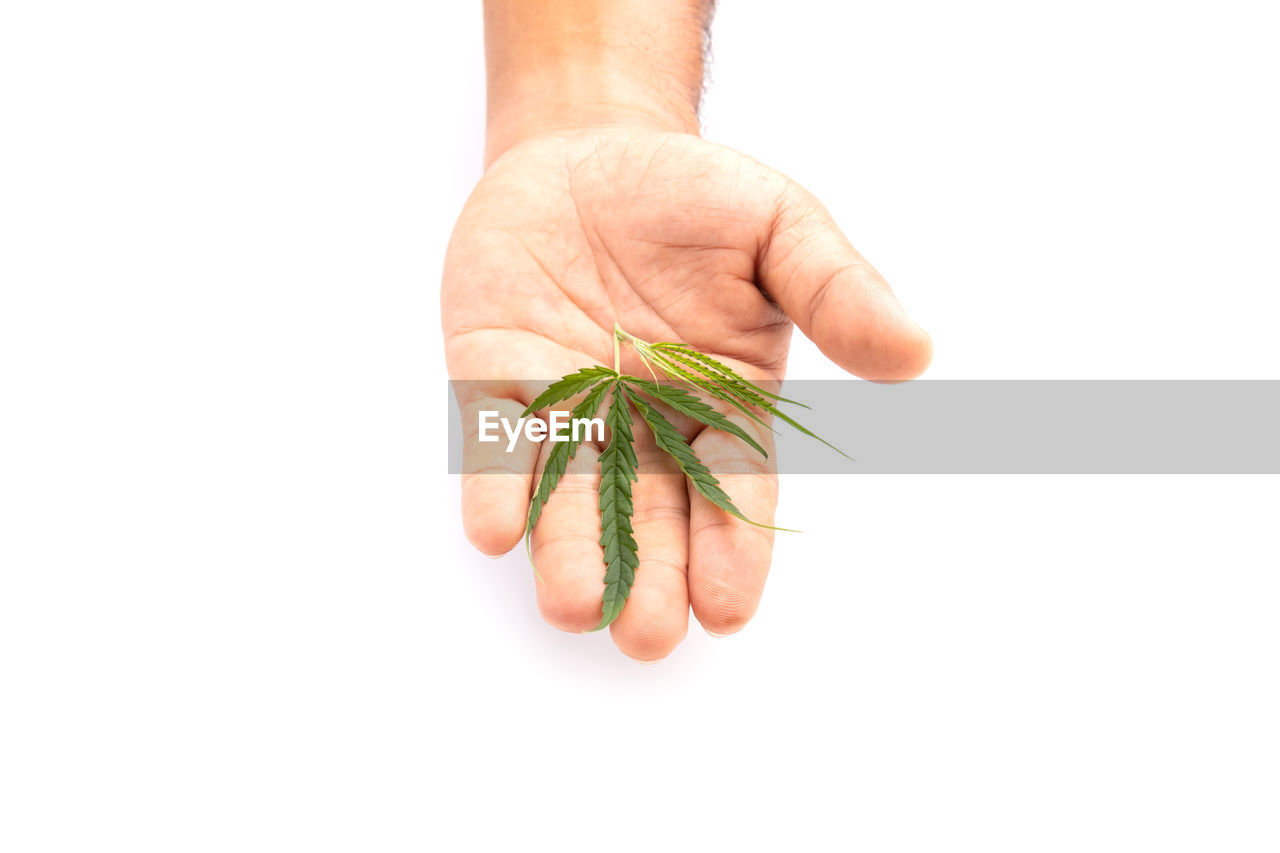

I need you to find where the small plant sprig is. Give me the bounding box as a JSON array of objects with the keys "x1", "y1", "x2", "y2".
[{"x1": 522, "y1": 324, "x2": 845, "y2": 630}]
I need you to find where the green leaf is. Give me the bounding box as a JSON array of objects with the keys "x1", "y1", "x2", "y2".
[
  {"x1": 637, "y1": 349, "x2": 769, "y2": 425},
  {"x1": 525, "y1": 379, "x2": 611, "y2": 537},
  {"x1": 645, "y1": 351, "x2": 777, "y2": 432},
  {"x1": 519, "y1": 328, "x2": 843, "y2": 632},
  {"x1": 631, "y1": 393, "x2": 785, "y2": 531},
  {"x1": 648, "y1": 345, "x2": 849, "y2": 461},
  {"x1": 651, "y1": 343, "x2": 810, "y2": 408},
  {"x1": 521, "y1": 366, "x2": 616, "y2": 417},
  {"x1": 620, "y1": 375, "x2": 767, "y2": 458},
  {"x1": 594, "y1": 381, "x2": 639, "y2": 631}
]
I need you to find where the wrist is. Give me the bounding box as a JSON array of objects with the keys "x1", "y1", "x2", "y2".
[
  {"x1": 485, "y1": 64, "x2": 700, "y2": 165},
  {"x1": 483, "y1": 0, "x2": 710, "y2": 166}
]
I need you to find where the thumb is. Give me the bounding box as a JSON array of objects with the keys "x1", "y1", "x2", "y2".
[{"x1": 757, "y1": 184, "x2": 933, "y2": 381}]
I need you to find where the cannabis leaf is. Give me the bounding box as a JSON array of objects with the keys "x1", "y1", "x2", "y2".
[
  {"x1": 629, "y1": 393, "x2": 756, "y2": 528},
  {"x1": 621, "y1": 376, "x2": 767, "y2": 458},
  {"x1": 644, "y1": 342, "x2": 849, "y2": 460},
  {"x1": 596, "y1": 381, "x2": 639, "y2": 630},
  {"x1": 651, "y1": 343, "x2": 809, "y2": 408},
  {"x1": 522, "y1": 366, "x2": 617, "y2": 417},
  {"x1": 525, "y1": 379, "x2": 612, "y2": 536},
  {"x1": 522, "y1": 324, "x2": 844, "y2": 630}
]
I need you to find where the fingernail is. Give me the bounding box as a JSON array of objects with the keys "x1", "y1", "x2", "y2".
[
  {"x1": 704, "y1": 628, "x2": 729, "y2": 638},
  {"x1": 638, "y1": 656, "x2": 667, "y2": 666}
]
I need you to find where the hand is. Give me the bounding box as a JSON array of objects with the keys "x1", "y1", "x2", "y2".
[{"x1": 444, "y1": 127, "x2": 932, "y2": 660}]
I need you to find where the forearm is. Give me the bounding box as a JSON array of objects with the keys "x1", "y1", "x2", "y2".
[{"x1": 483, "y1": 0, "x2": 713, "y2": 165}]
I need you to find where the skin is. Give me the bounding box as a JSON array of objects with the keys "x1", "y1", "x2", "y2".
[{"x1": 444, "y1": 1, "x2": 933, "y2": 661}]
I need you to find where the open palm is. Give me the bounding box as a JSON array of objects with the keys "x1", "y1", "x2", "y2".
[{"x1": 444, "y1": 129, "x2": 931, "y2": 661}]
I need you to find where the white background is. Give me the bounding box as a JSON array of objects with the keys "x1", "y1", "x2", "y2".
[{"x1": 2, "y1": 1, "x2": 1278, "y2": 850}]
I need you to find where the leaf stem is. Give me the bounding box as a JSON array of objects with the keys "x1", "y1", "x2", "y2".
[{"x1": 614, "y1": 323, "x2": 658, "y2": 373}]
